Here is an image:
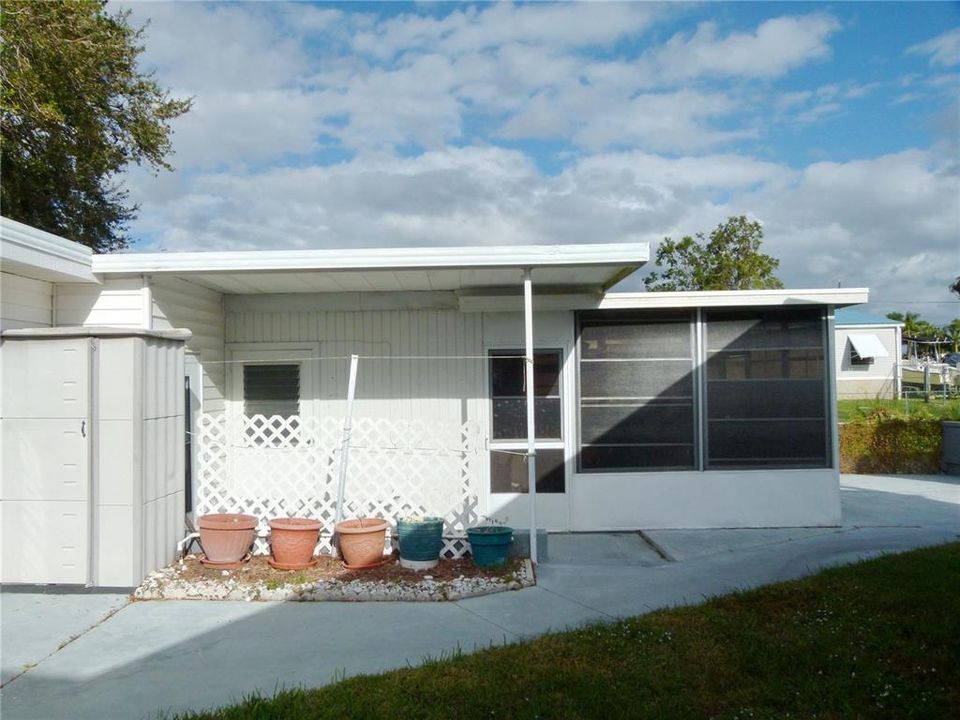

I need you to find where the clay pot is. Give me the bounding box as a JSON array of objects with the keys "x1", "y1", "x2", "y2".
[
  {"x1": 198, "y1": 513, "x2": 257, "y2": 565},
  {"x1": 335, "y1": 518, "x2": 390, "y2": 568},
  {"x1": 269, "y1": 517, "x2": 322, "y2": 570}
]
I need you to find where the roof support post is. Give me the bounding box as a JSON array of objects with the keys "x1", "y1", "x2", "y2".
[{"x1": 523, "y1": 267, "x2": 538, "y2": 564}]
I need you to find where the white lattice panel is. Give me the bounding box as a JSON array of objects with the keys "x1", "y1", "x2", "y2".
[{"x1": 195, "y1": 414, "x2": 483, "y2": 557}]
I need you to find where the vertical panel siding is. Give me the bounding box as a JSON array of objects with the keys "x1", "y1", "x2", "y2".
[
  {"x1": 0, "y1": 272, "x2": 53, "y2": 330},
  {"x1": 151, "y1": 277, "x2": 226, "y2": 413},
  {"x1": 225, "y1": 306, "x2": 486, "y2": 423}
]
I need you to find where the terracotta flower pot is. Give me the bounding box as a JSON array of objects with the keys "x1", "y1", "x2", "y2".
[
  {"x1": 198, "y1": 513, "x2": 257, "y2": 565},
  {"x1": 269, "y1": 517, "x2": 322, "y2": 570},
  {"x1": 335, "y1": 517, "x2": 390, "y2": 568}
]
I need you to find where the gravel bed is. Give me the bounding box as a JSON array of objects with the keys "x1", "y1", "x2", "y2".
[{"x1": 134, "y1": 554, "x2": 535, "y2": 602}]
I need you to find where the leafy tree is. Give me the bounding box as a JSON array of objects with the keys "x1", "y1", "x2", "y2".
[
  {"x1": 886, "y1": 311, "x2": 942, "y2": 340},
  {"x1": 0, "y1": 0, "x2": 190, "y2": 251},
  {"x1": 643, "y1": 215, "x2": 784, "y2": 292},
  {"x1": 943, "y1": 318, "x2": 960, "y2": 353}
]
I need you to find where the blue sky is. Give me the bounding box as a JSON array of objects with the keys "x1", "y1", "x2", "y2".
[{"x1": 118, "y1": 1, "x2": 959, "y2": 322}]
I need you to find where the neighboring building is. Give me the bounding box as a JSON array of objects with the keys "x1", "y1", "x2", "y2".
[
  {"x1": 2, "y1": 216, "x2": 870, "y2": 585},
  {"x1": 835, "y1": 308, "x2": 902, "y2": 399}
]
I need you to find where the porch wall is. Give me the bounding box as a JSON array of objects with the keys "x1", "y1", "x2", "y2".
[
  {"x1": 151, "y1": 277, "x2": 226, "y2": 412},
  {"x1": 223, "y1": 295, "x2": 488, "y2": 423}
]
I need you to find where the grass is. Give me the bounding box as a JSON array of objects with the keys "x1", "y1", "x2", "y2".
[
  {"x1": 171, "y1": 543, "x2": 960, "y2": 720},
  {"x1": 837, "y1": 397, "x2": 960, "y2": 422}
]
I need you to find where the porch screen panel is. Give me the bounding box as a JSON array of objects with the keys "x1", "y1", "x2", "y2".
[
  {"x1": 705, "y1": 308, "x2": 828, "y2": 469},
  {"x1": 243, "y1": 364, "x2": 300, "y2": 418},
  {"x1": 578, "y1": 310, "x2": 696, "y2": 472}
]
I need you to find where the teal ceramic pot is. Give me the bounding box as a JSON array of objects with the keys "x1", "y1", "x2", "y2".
[
  {"x1": 397, "y1": 517, "x2": 445, "y2": 567},
  {"x1": 467, "y1": 526, "x2": 513, "y2": 568}
]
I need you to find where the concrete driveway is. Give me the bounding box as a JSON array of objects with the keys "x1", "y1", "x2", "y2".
[{"x1": 1, "y1": 473, "x2": 957, "y2": 720}]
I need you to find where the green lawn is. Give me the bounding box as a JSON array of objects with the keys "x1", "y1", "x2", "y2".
[
  {"x1": 173, "y1": 543, "x2": 960, "y2": 720},
  {"x1": 837, "y1": 397, "x2": 960, "y2": 422}
]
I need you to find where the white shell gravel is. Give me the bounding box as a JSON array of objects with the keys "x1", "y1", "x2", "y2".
[{"x1": 133, "y1": 558, "x2": 535, "y2": 602}]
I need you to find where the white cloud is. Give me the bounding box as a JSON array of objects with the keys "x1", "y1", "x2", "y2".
[
  {"x1": 352, "y1": 2, "x2": 663, "y2": 59},
  {"x1": 652, "y1": 14, "x2": 841, "y2": 81},
  {"x1": 908, "y1": 27, "x2": 960, "y2": 67}
]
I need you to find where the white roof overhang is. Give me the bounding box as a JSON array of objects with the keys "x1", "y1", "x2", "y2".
[
  {"x1": 455, "y1": 287, "x2": 870, "y2": 312},
  {"x1": 92, "y1": 242, "x2": 649, "y2": 295},
  {"x1": 848, "y1": 333, "x2": 889, "y2": 358},
  {"x1": 0, "y1": 217, "x2": 98, "y2": 283}
]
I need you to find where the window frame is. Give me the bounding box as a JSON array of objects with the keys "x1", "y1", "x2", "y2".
[
  {"x1": 702, "y1": 307, "x2": 830, "y2": 470},
  {"x1": 226, "y1": 342, "x2": 321, "y2": 427},
  {"x1": 487, "y1": 347, "x2": 566, "y2": 494},
  {"x1": 575, "y1": 309, "x2": 699, "y2": 474}
]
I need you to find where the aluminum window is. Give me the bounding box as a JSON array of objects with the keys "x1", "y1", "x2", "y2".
[{"x1": 489, "y1": 350, "x2": 564, "y2": 493}]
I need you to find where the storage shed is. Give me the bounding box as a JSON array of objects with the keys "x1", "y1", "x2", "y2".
[{"x1": 0, "y1": 327, "x2": 188, "y2": 585}]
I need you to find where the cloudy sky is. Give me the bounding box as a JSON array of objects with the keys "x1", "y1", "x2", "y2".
[{"x1": 118, "y1": 1, "x2": 959, "y2": 322}]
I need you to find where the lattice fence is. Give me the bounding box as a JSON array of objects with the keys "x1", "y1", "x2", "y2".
[{"x1": 195, "y1": 413, "x2": 483, "y2": 557}]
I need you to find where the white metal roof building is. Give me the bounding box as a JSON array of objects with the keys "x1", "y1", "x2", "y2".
[{"x1": 2, "y1": 216, "x2": 869, "y2": 585}]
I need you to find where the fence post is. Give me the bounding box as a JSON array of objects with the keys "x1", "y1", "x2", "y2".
[{"x1": 334, "y1": 354, "x2": 360, "y2": 530}]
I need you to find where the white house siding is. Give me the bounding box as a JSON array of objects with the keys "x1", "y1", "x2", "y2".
[
  {"x1": 835, "y1": 325, "x2": 900, "y2": 399},
  {"x1": 151, "y1": 277, "x2": 225, "y2": 413},
  {"x1": 224, "y1": 295, "x2": 486, "y2": 424},
  {"x1": 0, "y1": 272, "x2": 53, "y2": 330},
  {"x1": 55, "y1": 277, "x2": 148, "y2": 328}
]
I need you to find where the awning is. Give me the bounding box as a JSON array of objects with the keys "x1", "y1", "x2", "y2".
[
  {"x1": 91, "y1": 242, "x2": 649, "y2": 295},
  {"x1": 848, "y1": 333, "x2": 889, "y2": 359}
]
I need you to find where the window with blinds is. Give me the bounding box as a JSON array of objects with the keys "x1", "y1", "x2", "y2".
[{"x1": 242, "y1": 364, "x2": 301, "y2": 418}]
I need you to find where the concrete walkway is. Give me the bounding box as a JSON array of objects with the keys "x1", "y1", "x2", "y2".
[{"x1": 1, "y1": 474, "x2": 957, "y2": 720}]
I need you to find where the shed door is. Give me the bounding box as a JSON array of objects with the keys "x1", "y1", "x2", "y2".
[{"x1": 1, "y1": 338, "x2": 91, "y2": 584}]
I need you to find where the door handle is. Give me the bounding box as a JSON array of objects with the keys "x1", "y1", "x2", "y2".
[{"x1": 81, "y1": 420, "x2": 86, "y2": 438}]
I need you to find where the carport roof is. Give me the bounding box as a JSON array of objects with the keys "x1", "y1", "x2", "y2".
[{"x1": 92, "y1": 242, "x2": 649, "y2": 294}]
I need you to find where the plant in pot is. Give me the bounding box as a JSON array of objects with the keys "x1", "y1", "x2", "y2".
[
  {"x1": 268, "y1": 517, "x2": 322, "y2": 570},
  {"x1": 467, "y1": 522, "x2": 514, "y2": 568},
  {"x1": 198, "y1": 513, "x2": 258, "y2": 568},
  {"x1": 396, "y1": 516, "x2": 444, "y2": 570},
  {"x1": 334, "y1": 517, "x2": 391, "y2": 569}
]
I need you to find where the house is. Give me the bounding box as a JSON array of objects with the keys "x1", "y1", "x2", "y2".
[
  {"x1": 1, "y1": 216, "x2": 869, "y2": 585},
  {"x1": 834, "y1": 308, "x2": 902, "y2": 399}
]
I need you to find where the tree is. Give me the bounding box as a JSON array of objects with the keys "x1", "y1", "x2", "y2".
[
  {"x1": 643, "y1": 216, "x2": 784, "y2": 292},
  {"x1": 950, "y1": 277, "x2": 960, "y2": 298},
  {"x1": 943, "y1": 318, "x2": 960, "y2": 353},
  {"x1": 0, "y1": 1, "x2": 190, "y2": 251},
  {"x1": 886, "y1": 311, "x2": 941, "y2": 340}
]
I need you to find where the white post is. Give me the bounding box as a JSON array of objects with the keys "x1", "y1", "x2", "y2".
[
  {"x1": 523, "y1": 268, "x2": 538, "y2": 564},
  {"x1": 334, "y1": 354, "x2": 360, "y2": 527}
]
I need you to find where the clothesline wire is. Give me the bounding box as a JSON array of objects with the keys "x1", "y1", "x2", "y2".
[{"x1": 201, "y1": 354, "x2": 527, "y2": 365}]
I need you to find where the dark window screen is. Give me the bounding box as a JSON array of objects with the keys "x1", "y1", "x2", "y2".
[
  {"x1": 490, "y1": 449, "x2": 565, "y2": 493},
  {"x1": 489, "y1": 351, "x2": 562, "y2": 440},
  {"x1": 705, "y1": 308, "x2": 828, "y2": 469},
  {"x1": 243, "y1": 364, "x2": 300, "y2": 418},
  {"x1": 489, "y1": 350, "x2": 564, "y2": 493},
  {"x1": 578, "y1": 310, "x2": 696, "y2": 472}
]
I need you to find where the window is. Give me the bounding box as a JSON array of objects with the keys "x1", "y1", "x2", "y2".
[
  {"x1": 577, "y1": 310, "x2": 696, "y2": 472},
  {"x1": 850, "y1": 348, "x2": 873, "y2": 366},
  {"x1": 705, "y1": 308, "x2": 828, "y2": 469},
  {"x1": 489, "y1": 350, "x2": 564, "y2": 493},
  {"x1": 847, "y1": 334, "x2": 888, "y2": 367},
  {"x1": 242, "y1": 363, "x2": 302, "y2": 446},
  {"x1": 243, "y1": 364, "x2": 301, "y2": 418}
]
